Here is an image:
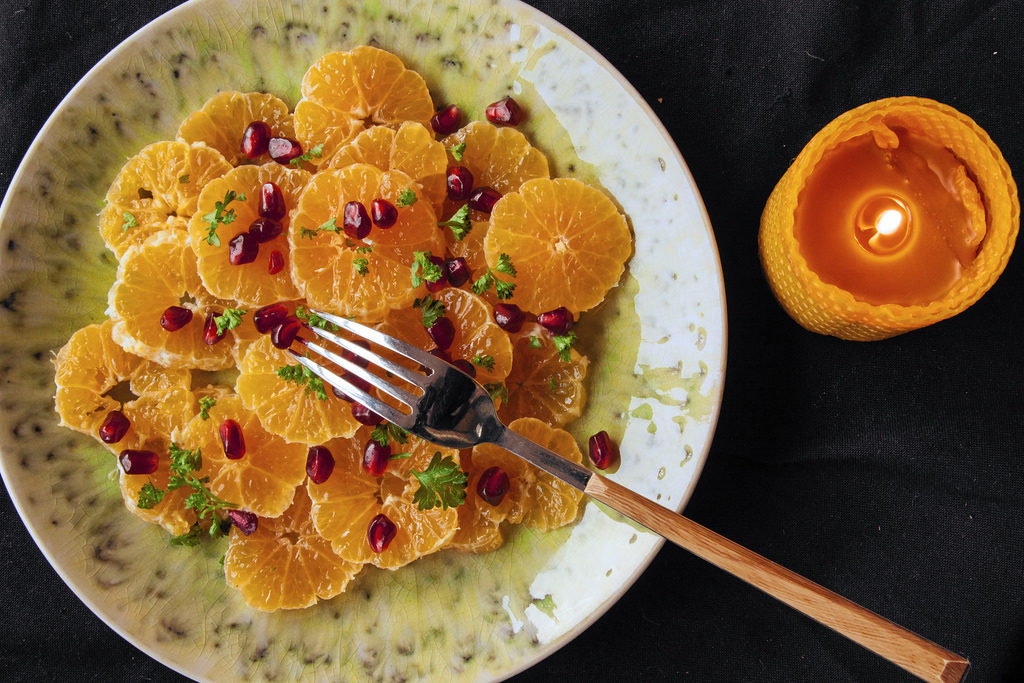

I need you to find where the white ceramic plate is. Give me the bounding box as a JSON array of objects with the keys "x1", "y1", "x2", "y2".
[{"x1": 0, "y1": 0, "x2": 726, "y2": 679}]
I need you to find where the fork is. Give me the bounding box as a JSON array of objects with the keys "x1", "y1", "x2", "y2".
[{"x1": 291, "y1": 310, "x2": 968, "y2": 683}]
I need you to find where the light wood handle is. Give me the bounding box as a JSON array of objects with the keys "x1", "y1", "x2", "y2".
[{"x1": 584, "y1": 474, "x2": 969, "y2": 682}]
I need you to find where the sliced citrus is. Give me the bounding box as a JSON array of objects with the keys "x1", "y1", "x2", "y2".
[
  {"x1": 189, "y1": 164, "x2": 310, "y2": 306},
  {"x1": 236, "y1": 336, "x2": 359, "y2": 445},
  {"x1": 294, "y1": 47, "x2": 434, "y2": 164},
  {"x1": 499, "y1": 323, "x2": 588, "y2": 426},
  {"x1": 107, "y1": 230, "x2": 240, "y2": 370},
  {"x1": 307, "y1": 429, "x2": 460, "y2": 569},
  {"x1": 288, "y1": 164, "x2": 445, "y2": 320},
  {"x1": 447, "y1": 450, "x2": 505, "y2": 554},
  {"x1": 327, "y1": 122, "x2": 447, "y2": 213},
  {"x1": 224, "y1": 486, "x2": 364, "y2": 611},
  {"x1": 444, "y1": 218, "x2": 490, "y2": 277},
  {"x1": 176, "y1": 91, "x2": 296, "y2": 166},
  {"x1": 484, "y1": 177, "x2": 632, "y2": 314},
  {"x1": 99, "y1": 140, "x2": 232, "y2": 257},
  {"x1": 180, "y1": 393, "x2": 308, "y2": 518},
  {"x1": 471, "y1": 417, "x2": 584, "y2": 531}
]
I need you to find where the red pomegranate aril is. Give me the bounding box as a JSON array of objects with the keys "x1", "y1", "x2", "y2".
[
  {"x1": 477, "y1": 466, "x2": 510, "y2": 506},
  {"x1": 427, "y1": 317, "x2": 456, "y2": 350},
  {"x1": 430, "y1": 104, "x2": 463, "y2": 135},
  {"x1": 485, "y1": 96, "x2": 522, "y2": 126},
  {"x1": 228, "y1": 232, "x2": 260, "y2": 265},
  {"x1": 589, "y1": 430, "x2": 618, "y2": 470},
  {"x1": 446, "y1": 166, "x2": 474, "y2": 201},
  {"x1": 204, "y1": 311, "x2": 226, "y2": 345},
  {"x1": 258, "y1": 182, "x2": 286, "y2": 220},
  {"x1": 98, "y1": 410, "x2": 130, "y2": 444},
  {"x1": 270, "y1": 318, "x2": 302, "y2": 349},
  {"x1": 253, "y1": 303, "x2": 289, "y2": 333},
  {"x1": 444, "y1": 257, "x2": 471, "y2": 287},
  {"x1": 219, "y1": 419, "x2": 246, "y2": 460},
  {"x1": 118, "y1": 449, "x2": 159, "y2": 475},
  {"x1": 428, "y1": 347, "x2": 452, "y2": 364},
  {"x1": 267, "y1": 250, "x2": 285, "y2": 274},
  {"x1": 468, "y1": 187, "x2": 502, "y2": 213},
  {"x1": 268, "y1": 136, "x2": 303, "y2": 164},
  {"x1": 425, "y1": 254, "x2": 447, "y2": 293},
  {"x1": 362, "y1": 439, "x2": 391, "y2": 477},
  {"x1": 306, "y1": 445, "x2": 336, "y2": 484},
  {"x1": 341, "y1": 339, "x2": 372, "y2": 368},
  {"x1": 331, "y1": 371, "x2": 371, "y2": 402},
  {"x1": 227, "y1": 509, "x2": 259, "y2": 535},
  {"x1": 343, "y1": 201, "x2": 372, "y2": 240},
  {"x1": 351, "y1": 402, "x2": 382, "y2": 426},
  {"x1": 241, "y1": 121, "x2": 272, "y2": 159},
  {"x1": 248, "y1": 217, "x2": 283, "y2": 244},
  {"x1": 160, "y1": 305, "x2": 193, "y2": 331},
  {"x1": 452, "y1": 359, "x2": 476, "y2": 378},
  {"x1": 537, "y1": 306, "x2": 574, "y2": 335},
  {"x1": 367, "y1": 513, "x2": 397, "y2": 553},
  {"x1": 492, "y1": 303, "x2": 524, "y2": 332},
  {"x1": 370, "y1": 198, "x2": 398, "y2": 228}
]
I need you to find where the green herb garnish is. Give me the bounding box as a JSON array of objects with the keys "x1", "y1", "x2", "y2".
[
  {"x1": 528, "y1": 335, "x2": 542, "y2": 348},
  {"x1": 484, "y1": 382, "x2": 509, "y2": 403},
  {"x1": 471, "y1": 253, "x2": 516, "y2": 299},
  {"x1": 449, "y1": 141, "x2": 466, "y2": 162},
  {"x1": 277, "y1": 363, "x2": 329, "y2": 400},
  {"x1": 198, "y1": 396, "x2": 216, "y2": 421},
  {"x1": 410, "y1": 452, "x2": 468, "y2": 511},
  {"x1": 121, "y1": 212, "x2": 138, "y2": 232},
  {"x1": 396, "y1": 188, "x2": 418, "y2": 207},
  {"x1": 289, "y1": 142, "x2": 324, "y2": 167},
  {"x1": 413, "y1": 296, "x2": 446, "y2": 328},
  {"x1": 295, "y1": 305, "x2": 339, "y2": 331},
  {"x1": 437, "y1": 204, "x2": 471, "y2": 241},
  {"x1": 137, "y1": 481, "x2": 165, "y2": 509},
  {"x1": 473, "y1": 355, "x2": 495, "y2": 370},
  {"x1": 353, "y1": 257, "x2": 369, "y2": 276},
  {"x1": 552, "y1": 332, "x2": 577, "y2": 362},
  {"x1": 370, "y1": 422, "x2": 410, "y2": 447},
  {"x1": 411, "y1": 251, "x2": 443, "y2": 287},
  {"x1": 214, "y1": 308, "x2": 246, "y2": 335},
  {"x1": 202, "y1": 190, "x2": 245, "y2": 247}
]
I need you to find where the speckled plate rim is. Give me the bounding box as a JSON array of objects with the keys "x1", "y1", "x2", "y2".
[{"x1": 0, "y1": 0, "x2": 728, "y2": 679}]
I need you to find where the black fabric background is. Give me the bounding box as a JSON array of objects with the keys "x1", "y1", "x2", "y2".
[{"x1": 2, "y1": 0, "x2": 1023, "y2": 681}]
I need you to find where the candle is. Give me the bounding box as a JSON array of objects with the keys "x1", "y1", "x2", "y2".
[{"x1": 759, "y1": 97, "x2": 1019, "y2": 340}]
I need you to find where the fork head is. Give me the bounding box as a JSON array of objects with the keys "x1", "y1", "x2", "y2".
[{"x1": 288, "y1": 310, "x2": 506, "y2": 450}]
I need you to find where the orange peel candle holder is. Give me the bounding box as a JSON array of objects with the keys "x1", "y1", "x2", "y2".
[{"x1": 759, "y1": 96, "x2": 1019, "y2": 341}]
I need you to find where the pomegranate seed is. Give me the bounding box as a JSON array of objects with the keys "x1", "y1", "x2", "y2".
[
  {"x1": 253, "y1": 303, "x2": 289, "y2": 333},
  {"x1": 367, "y1": 513, "x2": 397, "y2": 553},
  {"x1": 331, "y1": 372, "x2": 371, "y2": 402},
  {"x1": 241, "y1": 121, "x2": 272, "y2": 159},
  {"x1": 219, "y1": 419, "x2": 246, "y2": 459},
  {"x1": 306, "y1": 445, "x2": 336, "y2": 484},
  {"x1": 428, "y1": 347, "x2": 452, "y2": 364},
  {"x1": 227, "y1": 509, "x2": 259, "y2": 535},
  {"x1": 267, "y1": 250, "x2": 285, "y2": 274},
  {"x1": 537, "y1": 306, "x2": 574, "y2": 336},
  {"x1": 427, "y1": 317, "x2": 456, "y2": 350},
  {"x1": 118, "y1": 449, "x2": 158, "y2": 475},
  {"x1": 430, "y1": 104, "x2": 463, "y2": 135},
  {"x1": 343, "y1": 201, "x2": 372, "y2": 240},
  {"x1": 588, "y1": 430, "x2": 618, "y2": 470},
  {"x1": 228, "y1": 232, "x2": 259, "y2": 265},
  {"x1": 204, "y1": 312, "x2": 226, "y2": 345},
  {"x1": 477, "y1": 466, "x2": 510, "y2": 505},
  {"x1": 351, "y1": 402, "x2": 382, "y2": 426},
  {"x1": 452, "y1": 359, "x2": 476, "y2": 378},
  {"x1": 425, "y1": 254, "x2": 447, "y2": 293},
  {"x1": 444, "y1": 257, "x2": 471, "y2": 287},
  {"x1": 98, "y1": 410, "x2": 130, "y2": 444},
  {"x1": 341, "y1": 339, "x2": 371, "y2": 368},
  {"x1": 468, "y1": 187, "x2": 502, "y2": 213},
  {"x1": 268, "y1": 137, "x2": 303, "y2": 164},
  {"x1": 270, "y1": 318, "x2": 302, "y2": 349},
  {"x1": 248, "y1": 217, "x2": 282, "y2": 244},
  {"x1": 259, "y1": 182, "x2": 286, "y2": 220},
  {"x1": 492, "y1": 303, "x2": 524, "y2": 332},
  {"x1": 159, "y1": 305, "x2": 193, "y2": 331},
  {"x1": 370, "y1": 199, "x2": 398, "y2": 228},
  {"x1": 485, "y1": 96, "x2": 522, "y2": 126},
  {"x1": 446, "y1": 166, "x2": 474, "y2": 201},
  {"x1": 363, "y1": 439, "x2": 391, "y2": 477}
]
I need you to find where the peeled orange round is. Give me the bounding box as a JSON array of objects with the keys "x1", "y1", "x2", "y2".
[
  {"x1": 499, "y1": 323, "x2": 588, "y2": 426},
  {"x1": 177, "y1": 90, "x2": 296, "y2": 166}
]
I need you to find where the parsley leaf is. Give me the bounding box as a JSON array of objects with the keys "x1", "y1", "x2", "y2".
[
  {"x1": 277, "y1": 363, "x2": 329, "y2": 400},
  {"x1": 355, "y1": 245, "x2": 373, "y2": 254},
  {"x1": 396, "y1": 188, "x2": 418, "y2": 207},
  {"x1": 370, "y1": 422, "x2": 410, "y2": 447},
  {"x1": 353, "y1": 257, "x2": 369, "y2": 275},
  {"x1": 411, "y1": 251, "x2": 443, "y2": 287},
  {"x1": 319, "y1": 216, "x2": 339, "y2": 233},
  {"x1": 137, "y1": 481, "x2": 165, "y2": 509},
  {"x1": 528, "y1": 335, "x2": 542, "y2": 348},
  {"x1": 178, "y1": 173, "x2": 190, "y2": 184},
  {"x1": 300, "y1": 227, "x2": 318, "y2": 239},
  {"x1": 170, "y1": 525, "x2": 203, "y2": 546},
  {"x1": 484, "y1": 382, "x2": 509, "y2": 403},
  {"x1": 214, "y1": 308, "x2": 247, "y2": 335},
  {"x1": 437, "y1": 204, "x2": 471, "y2": 241},
  {"x1": 295, "y1": 305, "x2": 339, "y2": 331},
  {"x1": 121, "y1": 212, "x2": 138, "y2": 232},
  {"x1": 410, "y1": 452, "x2": 468, "y2": 511},
  {"x1": 473, "y1": 354, "x2": 495, "y2": 370},
  {"x1": 289, "y1": 142, "x2": 324, "y2": 167},
  {"x1": 548, "y1": 376, "x2": 559, "y2": 392},
  {"x1": 413, "y1": 296, "x2": 446, "y2": 328},
  {"x1": 552, "y1": 331, "x2": 577, "y2": 361},
  {"x1": 198, "y1": 396, "x2": 216, "y2": 421},
  {"x1": 202, "y1": 190, "x2": 246, "y2": 247},
  {"x1": 139, "y1": 444, "x2": 238, "y2": 537},
  {"x1": 449, "y1": 141, "x2": 466, "y2": 162},
  {"x1": 471, "y1": 253, "x2": 517, "y2": 299}
]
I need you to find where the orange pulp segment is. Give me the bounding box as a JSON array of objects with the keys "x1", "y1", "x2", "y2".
[
  {"x1": 499, "y1": 323, "x2": 588, "y2": 427},
  {"x1": 177, "y1": 91, "x2": 296, "y2": 166}
]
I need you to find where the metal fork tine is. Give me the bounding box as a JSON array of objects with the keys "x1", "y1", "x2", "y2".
[
  {"x1": 304, "y1": 324, "x2": 429, "y2": 391},
  {"x1": 288, "y1": 351, "x2": 411, "y2": 427},
  {"x1": 311, "y1": 310, "x2": 447, "y2": 374},
  {"x1": 301, "y1": 337, "x2": 419, "y2": 407}
]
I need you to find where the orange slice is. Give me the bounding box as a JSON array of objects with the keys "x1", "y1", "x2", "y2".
[
  {"x1": 447, "y1": 450, "x2": 505, "y2": 554},
  {"x1": 177, "y1": 91, "x2": 296, "y2": 166},
  {"x1": 484, "y1": 177, "x2": 632, "y2": 314},
  {"x1": 107, "y1": 230, "x2": 239, "y2": 370},
  {"x1": 307, "y1": 430, "x2": 461, "y2": 569},
  {"x1": 499, "y1": 323, "x2": 588, "y2": 427},
  {"x1": 189, "y1": 164, "x2": 310, "y2": 306},
  {"x1": 470, "y1": 417, "x2": 584, "y2": 531},
  {"x1": 236, "y1": 336, "x2": 359, "y2": 445},
  {"x1": 181, "y1": 393, "x2": 308, "y2": 518},
  {"x1": 288, "y1": 164, "x2": 445, "y2": 320},
  {"x1": 224, "y1": 486, "x2": 364, "y2": 611},
  {"x1": 99, "y1": 140, "x2": 232, "y2": 257}
]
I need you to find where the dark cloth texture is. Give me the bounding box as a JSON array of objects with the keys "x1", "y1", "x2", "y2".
[{"x1": 2, "y1": 0, "x2": 1023, "y2": 680}]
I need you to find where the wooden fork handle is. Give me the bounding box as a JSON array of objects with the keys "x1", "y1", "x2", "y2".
[{"x1": 584, "y1": 474, "x2": 969, "y2": 682}]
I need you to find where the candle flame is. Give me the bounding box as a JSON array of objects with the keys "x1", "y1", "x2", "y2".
[{"x1": 875, "y1": 208, "x2": 905, "y2": 236}]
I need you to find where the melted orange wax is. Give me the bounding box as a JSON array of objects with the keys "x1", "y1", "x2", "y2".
[{"x1": 794, "y1": 125, "x2": 986, "y2": 306}]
